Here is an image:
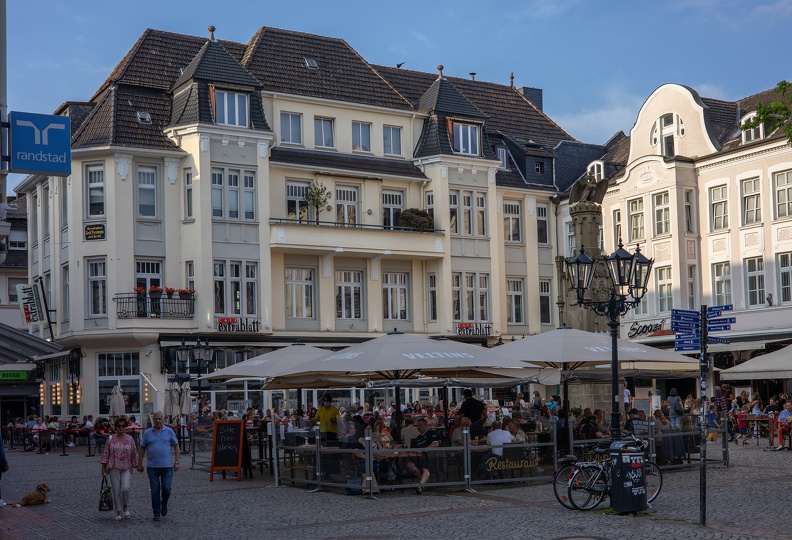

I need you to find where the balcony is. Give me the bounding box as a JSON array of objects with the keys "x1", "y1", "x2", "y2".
[
  {"x1": 269, "y1": 218, "x2": 445, "y2": 259},
  {"x1": 115, "y1": 293, "x2": 195, "y2": 319}
]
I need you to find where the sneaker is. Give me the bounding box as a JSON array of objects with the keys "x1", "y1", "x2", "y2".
[
  {"x1": 415, "y1": 486, "x2": 423, "y2": 495},
  {"x1": 0, "y1": 500, "x2": 7, "y2": 507},
  {"x1": 153, "y1": 515, "x2": 161, "y2": 522},
  {"x1": 115, "y1": 514, "x2": 123, "y2": 521},
  {"x1": 161, "y1": 503, "x2": 167, "y2": 517},
  {"x1": 67, "y1": 442, "x2": 75, "y2": 447},
  {"x1": 124, "y1": 511, "x2": 131, "y2": 519},
  {"x1": 775, "y1": 445, "x2": 784, "y2": 451}
]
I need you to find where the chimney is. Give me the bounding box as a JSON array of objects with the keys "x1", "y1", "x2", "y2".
[
  {"x1": 469, "y1": 72, "x2": 476, "y2": 81},
  {"x1": 208, "y1": 25, "x2": 216, "y2": 41},
  {"x1": 520, "y1": 86, "x2": 543, "y2": 112}
]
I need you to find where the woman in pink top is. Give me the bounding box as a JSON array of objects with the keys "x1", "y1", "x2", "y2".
[{"x1": 100, "y1": 416, "x2": 139, "y2": 520}]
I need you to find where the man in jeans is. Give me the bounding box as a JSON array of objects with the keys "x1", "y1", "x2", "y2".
[{"x1": 137, "y1": 412, "x2": 180, "y2": 521}]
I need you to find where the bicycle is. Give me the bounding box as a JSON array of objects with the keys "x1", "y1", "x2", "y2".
[
  {"x1": 567, "y1": 435, "x2": 662, "y2": 511},
  {"x1": 552, "y1": 454, "x2": 580, "y2": 509}
]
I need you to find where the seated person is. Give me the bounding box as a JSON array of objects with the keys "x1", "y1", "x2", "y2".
[
  {"x1": 339, "y1": 421, "x2": 365, "y2": 476},
  {"x1": 480, "y1": 421, "x2": 514, "y2": 476},
  {"x1": 372, "y1": 419, "x2": 393, "y2": 449},
  {"x1": 424, "y1": 407, "x2": 439, "y2": 428},
  {"x1": 774, "y1": 401, "x2": 792, "y2": 450},
  {"x1": 579, "y1": 415, "x2": 602, "y2": 440},
  {"x1": 400, "y1": 416, "x2": 420, "y2": 447},
  {"x1": 451, "y1": 417, "x2": 472, "y2": 446},
  {"x1": 765, "y1": 398, "x2": 781, "y2": 415},
  {"x1": 405, "y1": 418, "x2": 441, "y2": 494},
  {"x1": 66, "y1": 416, "x2": 80, "y2": 447},
  {"x1": 624, "y1": 409, "x2": 649, "y2": 436}
]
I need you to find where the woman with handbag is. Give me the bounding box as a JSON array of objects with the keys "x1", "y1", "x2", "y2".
[{"x1": 100, "y1": 416, "x2": 139, "y2": 520}]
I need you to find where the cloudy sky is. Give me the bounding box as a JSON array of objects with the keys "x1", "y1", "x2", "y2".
[{"x1": 6, "y1": 0, "x2": 792, "y2": 193}]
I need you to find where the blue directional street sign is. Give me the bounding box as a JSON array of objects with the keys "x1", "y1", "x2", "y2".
[
  {"x1": 672, "y1": 309, "x2": 699, "y2": 317},
  {"x1": 672, "y1": 324, "x2": 699, "y2": 333},
  {"x1": 675, "y1": 345, "x2": 700, "y2": 352},
  {"x1": 707, "y1": 317, "x2": 736, "y2": 325},
  {"x1": 675, "y1": 332, "x2": 700, "y2": 340},
  {"x1": 708, "y1": 304, "x2": 733, "y2": 313},
  {"x1": 707, "y1": 324, "x2": 731, "y2": 332},
  {"x1": 707, "y1": 336, "x2": 731, "y2": 344},
  {"x1": 8, "y1": 111, "x2": 71, "y2": 175},
  {"x1": 675, "y1": 338, "x2": 701, "y2": 346},
  {"x1": 706, "y1": 309, "x2": 722, "y2": 318}
]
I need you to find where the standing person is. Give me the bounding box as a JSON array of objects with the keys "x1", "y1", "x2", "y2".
[
  {"x1": 0, "y1": 430, "x2": 8, "y2": 507},
  {"x1": 623, "y1": 383, "x2": 633, "y2": 413},
  {"x1": 667, "y1": 388, "x2": 683, "y2": 429},
  {"x1": 100, "y1": 416, "x2": 139, "y2": 520},
  {"x1": 312, "y1": 395, "x2": 340, "y2": 442},
  {"x1": 136, "y1": 412, "x2": 180, "y2": 521}
]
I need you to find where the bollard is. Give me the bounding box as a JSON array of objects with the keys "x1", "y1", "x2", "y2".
[
  {"x1": 60, "y1": 427, "x2": 69, "y2": 457},
  {"x1": 85, "y1": 429, "x2": 95, "y2": 457}
]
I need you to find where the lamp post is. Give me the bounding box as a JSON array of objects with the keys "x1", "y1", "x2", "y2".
[
  {"x1": 192, "y1": 338, "x2": 213, "y2": 403},
  {"x1": 566, "y1": 241, "x2": 653, "y2": 441}
]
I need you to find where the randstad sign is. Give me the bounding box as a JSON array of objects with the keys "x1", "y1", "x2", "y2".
[{"x1": 9, "y1": 111, "x2": 71, "y2": 175}]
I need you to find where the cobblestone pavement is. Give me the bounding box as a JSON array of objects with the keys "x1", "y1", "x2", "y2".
[{"x1": 0, "y1": 439, "x2": 790, "y2": 540}]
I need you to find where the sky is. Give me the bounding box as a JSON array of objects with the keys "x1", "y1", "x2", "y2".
[{"x1": 5, "y1": 0, "x2": 792, "y2": 194}]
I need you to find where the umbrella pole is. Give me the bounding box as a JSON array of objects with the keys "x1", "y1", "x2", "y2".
[
  {"x1": 563, "y1": 362, "x2": 571, "y2": 456},
  {"x1": 393, "y1": 377, "x2": 403, "y2": 443},
  {"x1": 443, "y1": 387, "x2": 450, "y2": 431}
]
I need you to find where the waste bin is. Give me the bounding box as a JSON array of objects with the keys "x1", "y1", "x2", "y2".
[{"x1": 610, "y1": 440, "x2": 647, "y2": 513}]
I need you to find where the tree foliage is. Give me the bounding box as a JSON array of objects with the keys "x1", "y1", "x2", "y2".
[
  {"x1": 398, "y1": 208, "x2": 434, "y2": 231},
  {"x1": 741, "y1": 80, "x2": 792, "y2": 144},
  {"x1": 303, "y1": 181, "x2": 332, "y2": 224}
]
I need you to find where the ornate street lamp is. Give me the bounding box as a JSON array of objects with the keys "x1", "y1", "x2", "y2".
[
  {"x1": 192, "y1": 338, "x2": 213, "y2": 402},
  {"x1": 566, "y1": 242, "x2": 653, "y2": 441}
]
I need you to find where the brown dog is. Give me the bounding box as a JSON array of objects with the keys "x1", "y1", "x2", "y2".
[{"x1": 18, "y1": 483, "x2": 51, "y2": 506}]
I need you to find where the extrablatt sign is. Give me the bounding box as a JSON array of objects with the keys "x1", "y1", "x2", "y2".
[
  {"x1": 16, "y1": 283, "x2": 46, "y2": 325},
  {"x1": 9, "y1": 111, "x2": 71, "y2": 175}
]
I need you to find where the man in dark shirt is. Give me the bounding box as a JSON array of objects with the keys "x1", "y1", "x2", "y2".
[
  {"x1": 406, "y1": 418, "x2": 440, "y2": 494},
  {"x1": 458, "y1": 389, "x2": 486, "y2": 437},
  {"x1": 712, "y1": 387, "x2": 734, "y2": 442}
]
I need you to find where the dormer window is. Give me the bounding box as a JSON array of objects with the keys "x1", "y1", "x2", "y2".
[
  {"x1": 452, "y1": 122, "x2": 480, "y2": 155},
  {"x1": 588, "y1": 161, "x2": 603, "y2": 180},
  {"x1": 304, "y1": 57, "x2": 319, "y2": 70},
  {"x1": 650, "y1": 113, "x2": 684, "y2": 157},
  {"x1": 497, "y1": 147, "x2": 509, "y2": 170},
  {"x1": 741, "y1": 113, "x2": 764, "y2": 143},
  {"x1": 215, "y1": 89, "x2": 249, "y2": 127},
  {"x1": 136, "y1": 111, "x2": 152, "y2": 124}
]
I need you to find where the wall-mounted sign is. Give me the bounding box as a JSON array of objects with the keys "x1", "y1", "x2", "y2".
[
  {"x1": 627, "y1": 318, "x2": 667, "y2": 339},
  {"x1": 456, "y1": 322, "x2": 492, "y2": 336},
  {"x1": 0, "y1": 371, "x2": 29, "y2": 381},
  {"x1": 16, "y1": 282, "x2": 46, "y2": 325},
  {"x1": 84, "y1": 223, "x2": 106, "y2": 241},
  {"x1": 215, "y1": 317, "x2": 261, "y2": 332},
  {"x1": 9, "y1": 111, "x2": 71, "y2": 175}
]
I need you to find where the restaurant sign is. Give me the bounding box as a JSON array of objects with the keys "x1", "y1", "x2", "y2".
[
  {"x1": 215, "y1": 317, "x2": 261, "y2": 332},
  {"x1": 456, "y1": 322, "x2": 492, "y2": 336},
  {"x1": 485, "y1": 455, "x2": 539, "y2": 473},
  {"x1": 627, "y1": 318, "x2": 666, "y2": 339},
  {"x1": 0, "y1": 371, "x2": 29, "y2": 381}
]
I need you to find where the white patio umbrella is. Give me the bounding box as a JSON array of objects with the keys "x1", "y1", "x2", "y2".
[
  {"x1": 109, "y1": 386, "x2": 126, "y2": 419},
  {"x1": 198, "y1": 343, "x2": 330, "y2": 381},
  {"x1": 720, "y1": 344, "x2": 792, "y2": 380},
  {"x1": 162, "y1": 382, "x2": 178, "y2": 421},
  {"x1": 179, "y1": 381, "x2": 193, "y2": 416}
]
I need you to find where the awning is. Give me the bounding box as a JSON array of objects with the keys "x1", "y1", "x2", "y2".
[
  {"x1": 0, "y1": 322, "x2": 62, "y2": 363},
  {"x1": 30, "y1": 348, "x2": 76, "y2": 362},
  {"x1": 721, "y1": 344, "x2": 792, "y2": 380},
  {"x1": 0, "y1": 363, "x2": 36, "y2": 371}
]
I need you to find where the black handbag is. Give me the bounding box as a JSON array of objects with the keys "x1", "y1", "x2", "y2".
[{"x1": 98, "y1": 475, "x2": 113, "y2": 511}]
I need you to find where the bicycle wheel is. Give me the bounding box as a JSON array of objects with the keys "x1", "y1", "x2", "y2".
[
  {"x1": 568, "y1": 465, "x2": 608, "y2": 511},
  {"x1": 552, "y1": 463, "x2": 578, "y2": 509},
  {"x1": 644, "y1": 461, "x2": 663, "y2": 503}
]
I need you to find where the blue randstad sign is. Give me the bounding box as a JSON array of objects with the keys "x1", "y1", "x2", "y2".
[{"x1": 9, "y1": 111, "x2": 71, "y2": 175}]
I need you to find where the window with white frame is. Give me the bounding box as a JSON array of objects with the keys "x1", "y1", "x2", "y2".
[
  {"x1": 8, "y1": 277, "x2": 25, "y2": 303},
  {"x1": 613, "y1": 209, "x2": 622, "y2": 246},
  {"x1": 8, "y1": 230, "x2": 26, "y2": 250},
  {"x1": 425, "y1": 192, "x2": 434, "y2": 223},
  {"x1": 687, "y1": 265, "x2": 697, "y2": 310},
  {"x1": 382, "y1": 190, "x2": 403, "y2": 229},
  {"x1": 779, "y1": 253, "x2": 792, "y2": 303},
  {"x1": 567, "y1": 221, "x2": 576, "y2": 257},
  {"x1": 137, "y1": 166, "x2": 157, "y2": 218},
  {"x1": 336, "y1": 185, "x2": 359, "y2": 226},
  {"x1": 184, "y1": 169, "x2": 193, "y2": 219},
  {"x1": 588, "y1": 162, "x2": 603, "y2": 180},
  {"x1": 476, "y1": 194, "x2": 486, "y2": 236},
  {"x1": 244, "y1": 172, "x2": 255, "y2": 220},
  {"x1": 539, "y1": 280, "x2": 552, "y2": 324},
  {"x1": 286, "y1": 268, "x2": 314, "y2": 318},
  {"x1": 86, "y1": 164, "x2": 105, "y2": 218},
  {"x1": 503, "y1": 200, "x2": 521, "y2": 243},
  {"x1": 60, "y1": 176, "x2": 68, "y2": 228},
  {"x1": 653, "y1": 191, "x2": 670, "y2": 235},
  {"x1": 280, "y1": 112, "x2": 302, "y2": 144},
  {"x1": 741, "y1": 114, "x2": 764, "y2": 143},
  {"x1": 497, "y1": 148, "x2": 509, "y2": 170},
  {"x1": 97, "y1": 353, "x2": 141, "y2": 416},
  {"x1": 506, "y1": 279, "x2": 524, "y2": 324},
  {"x1": 314, "y1": 117, "x2": 335, "y2": 148},
  {"x1": 451, "y1": 271, "x2": 490, "y2": 322},
  {"x1": 336, "y1": 270, "x2": 363, "y2": 319},
  {"x1": 452, "y1": 273, "x2": 461, "y2": 320},
  {"x1": 352, "y1": 121, "x2": 371, "y2": 152},
  {"x1": 452, "y1": 123, "x2": 479, "y2": 155},
  {"x1": 427, "y1": 273, "x2": 437, "y2": 322},
  {"x1": 61, "y1": 265, "x2": 69, "y2": 323},
  {"x1": 383, "y1": 125, "x2": 402, "y2": 156},
  {"x1": 650, "y1": 113, "x2": 684, "y2": 157},
  {"x1": 742, "y1": 178, "x2": 761, "y2": 225},
  {"x1": 633, "y1": 296, "x2": 647, "y2": 316},
  {"x1": 88, "y1": 258, "x2": 107, "y2": 316},
  {"x1": 213, "y1": 261, "x2": 226, "y2": 314},
  {"x1": 712, "y1": 262, "x2": 731, "y2": 306},
  {"x1": 710, "y1": 185, "x2": 729, "y2": 230},
  {"x1": 656, "y1": 266, "x2": 673, "y2": 312},
  {"x1": 213, "y1": 260, "x2": 258, "y2": 316},
  {"x1": 212, "y1": 169, "x2": 224, "y2": 218},
  {"x1": 684, "y1": 190, "x2": 695, "y2": 233},
  {"x1": 628, "y1": 198, "x2": 644, "y2": 241},
  {"x1": 382, "y1": 273, "x2": 409, "y2": 320},
  {"x1": 228, "y1": 171, "x2": 240, "y2": 219},
  {"x1": 745, "y1": 257, "x2": 764, "y2": 308},
  {"x1": 287, "y1": 181, "x2": 311, "y2": 222},
  {"x1": 186, "y1": 261, "x2": 195, "y2": 291},
  {"x1": 775, "y1": 170, "x2": 792, "y2": 218},
  {"x1": 135, "y1": 260, "x2": 162, "y2": 293},
  {"x1": 478, "y1": 274, "x2": 489, "y2": 321},
  {"x1": 535, "y1": 161, "x2": 545, "y2": 174},
  {"x1": 462, "y1": 192, "x2": 473, "y2": 235},
  {"x1": 537, "y1": 204, "x2": 548, "y2": 244},
  {"x1": 449, "y1": 192, "x2": 459, "y2": 234},
  {"x1": 42, "y1": 183, "x2": 50, "y2": 239},
  {"x1": 30, "y1": 193, "x2": 37, "y2": 245},
  {"x1": 211, "y1": 167, "x2": 256, "y2": 220},
  {"x1": 215, "y1": 90, "x2": 248, "y2": 127}
]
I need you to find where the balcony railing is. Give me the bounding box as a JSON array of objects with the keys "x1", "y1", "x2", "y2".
[
  {"x1": 269, "y1": 217, "x2": 443, "y2": 233},
  {"x1": 115, "y1": 293, "x2": 195, "y2": 319}
]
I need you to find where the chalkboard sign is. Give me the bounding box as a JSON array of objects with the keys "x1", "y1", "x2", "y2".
[{"x1": 210, "y1": 420, "x2": 244, "y2": 481}]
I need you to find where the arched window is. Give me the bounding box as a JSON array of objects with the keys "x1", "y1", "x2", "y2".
[
  {"x1": 650, "y1": 113, "x2": 684, "y2": 157},
  {"x1": 741, "y1": 112, "x2": 764, "y2": 143}
]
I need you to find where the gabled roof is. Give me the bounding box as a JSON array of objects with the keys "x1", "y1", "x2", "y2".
[
  {"x1": 72, "y1": 85, "x2": 180, "y2": 151},
  {"x1": 241, "y1": 27, "x2": 413, "y2": 110},
  {"x1": 270, "y1": 146, "x2": 428, "y2": 181},
  {"x1": 418, "y1": 76, "x2": 486, "y2": 118},
  {"x1": 554, "y1": 141, "x2": 608, "y2": 193},
  {"x1": 172, "y1": 39, "x2": 261, "y2": 91}
]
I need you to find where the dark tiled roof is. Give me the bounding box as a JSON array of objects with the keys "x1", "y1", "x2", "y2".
[
  {"x1": 72, "y1": 85, "x2": 180, "y2": 151},
  {"x1": 169, "y1": 83, "x2": 202, "y2": 127},
  {"x1": 53, "y1": 102, "x2": 95, "y2": 135},
  {"x1": 738, "y1": 87, "x2": 783, "y2": 114},
  {"x1": 374, "y1": 66, "x2": 575, "y2": 148},
  {"x1": 242, "y1": 27, "x2": 412, "y2": 110},
  {"x1": 701, "y1": 97, "x2": 739, "y2": 146},
  {"x1": 270, "y1": 146, "x2": 427, "y2": 180},
  {"x1": 554, "y1": 141, "x2": 608, "y2": 193},
  {"x1": 413, "y1": 115, "x2": 449, "y2": 158},
  {"x1": 172, "y1": 40, "x2": 261, "y2": 90},
  {"x1": 418, "y1": 76, "x2": 486, "y2": 118}
]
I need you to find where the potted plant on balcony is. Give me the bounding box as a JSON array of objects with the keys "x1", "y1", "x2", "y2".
[
  {"x1": 133, "y1": 286, "x2": 146, "y2": 296},
  {"x1": 304, "y1": 180, "x2": 332, "y2": 225},
  {"x1": 165, "y1": 287, "x2": 176, "y2": 299},
  {"x1": 398, "y1": 208, "x2": 434, "y2": 232},
  {"x1": 179, "y1": 288, "x2": 195, "y2": 300},
  {"x1": 148, "y1": 285, "x2": 163, "y2": 300}
]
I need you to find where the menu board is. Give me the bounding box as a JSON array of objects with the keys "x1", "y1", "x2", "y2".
[{"x1": 210, "y1": 420, "x2": 244, "y2": 481}]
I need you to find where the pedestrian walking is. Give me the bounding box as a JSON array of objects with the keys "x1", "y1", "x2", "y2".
[
  {"x1": 100, "y1": 416, "x2": 139, "y2": 520},
  {"x1": 137, "y1": 411, "x2": 180, "y2": 521},
  {"x1": 0, "y1": 430, "x2": 8, "y2": 507}
]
